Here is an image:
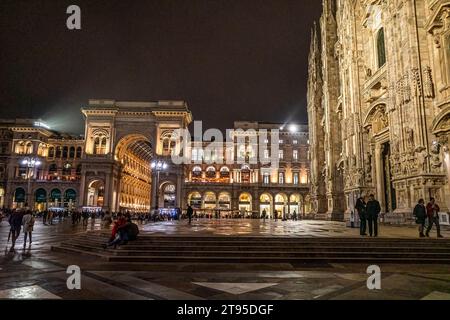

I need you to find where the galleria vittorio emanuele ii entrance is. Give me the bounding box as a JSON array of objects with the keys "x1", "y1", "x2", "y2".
[{"x1": 78, "y1": 99, "x2": 191, "y2": 213}]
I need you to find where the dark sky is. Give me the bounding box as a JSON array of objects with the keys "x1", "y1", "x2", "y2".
[{"x1": 0, "y1": 0, "x2": 322, "y2": 134}]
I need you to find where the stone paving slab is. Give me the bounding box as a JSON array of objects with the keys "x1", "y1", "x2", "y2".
[{"x1": 1, "y1": 219, "x2": 450, "y2": 300}]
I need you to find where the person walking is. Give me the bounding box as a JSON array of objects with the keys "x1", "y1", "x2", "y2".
[
  {"x1": 82, "y1": 210, "x2": 89, "y2": 226},
  {"x1": 187, "y1": 205, "x2": 194, "y2": 225},
  {"x1": 42, "y1": 210, "x2": 48, "y2": 225},
  {"x1": 366, "y1": 194, "x2": 381, "y2": 237},
  {"x1": 413, "y1": 199, "x2": 427, "y2": 238},
  {"x1": 355, "y1": 195, "x2": 367, "y2": 236},
  {"x1": 426, "y1": 198, "x2": 444, "y2": 238},
  {"x1": 292, "y1": 210, "x2": 297, "y2": 221},
  {"x1": 22, "y1": 211, "x2": 35, "y2": 248},
  {"x1": 47, "y1": 210, "x2": 54, "y2": 225},
  {"x1": 262, "y1": 209, "x2": 267, "y2": 222},
  {"x1": 8, "y1": 210, "x2": 24, "y2": 252}
]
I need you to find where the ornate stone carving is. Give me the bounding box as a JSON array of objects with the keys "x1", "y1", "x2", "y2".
[
  {"x1": 430, "y1": 141, "x2": 443, "y2": 171},
  {"x1": 422, "y1": 66, "x2": 435, "y2": 98},
  {"x1": 403, "y1": 73, "x2": 411, "y2": 103},
  {"x1": 411, "y1": 68, "x2": 421, "y2": 93},
  {"x1": 406, "y1": 128, "x2": 415, "y2": 150},
  {"x1": 415, "y1": 146, "x2": 429, "y2": 173}
]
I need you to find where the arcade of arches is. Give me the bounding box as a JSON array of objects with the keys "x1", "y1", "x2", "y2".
[
  {"x1": 187, "y1": 191, "x2": 311, "y2": 218},
  {"x1": 115, "y1": 135, "x2": 153, "y2": 212}
]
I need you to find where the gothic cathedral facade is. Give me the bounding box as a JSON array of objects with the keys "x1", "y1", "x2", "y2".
[{"x1": 308, "y1": 0, "x2": 450, "y2": 222}]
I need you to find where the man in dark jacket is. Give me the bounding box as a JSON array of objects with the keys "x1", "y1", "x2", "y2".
[
  {"x1": 413, "y1": 199, "x2": 427, "y2": 238},
  {"x1": 366, "y1": 194, "x2": 381, "y2": 237},
  {"x1": 355, "y1": 196, "x2": 367, "y2": 236},
  {"x1": 426, "y1": 198, "x2": 443, "y2": 238},
  {"x1": 8, "y1": 210, "x2": 24, "y2": 252},
  {"x1": 187, "y1": 205, "x2": 194, "y2": 225}
]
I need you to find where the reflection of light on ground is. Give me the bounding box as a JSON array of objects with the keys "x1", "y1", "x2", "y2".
[
  {"x1": 139, "y1": 219, "x2": 447, "y2": 238},
  {"x1": 0, "y1": 285, "x2": 61, "y2": 299}
]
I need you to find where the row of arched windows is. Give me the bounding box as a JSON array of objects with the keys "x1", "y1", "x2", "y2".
[
  {"x1": 15, "y1": 141, "x2": 34, "y2": 154},
  {"x1": 48, "y1": 146, "x2": 83, "y2": 159}
]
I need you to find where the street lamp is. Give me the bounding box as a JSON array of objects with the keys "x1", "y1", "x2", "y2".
[
  {"x1": 22, "y1": 157, "x2": 42, "y2": 209},
  {"x1": 151, "y1": 160, "x2": 168, "y2": 211}
]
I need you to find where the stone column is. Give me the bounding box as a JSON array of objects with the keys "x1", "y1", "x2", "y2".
[
  {"x1": 442, "y1": 138, "x2": 450, "y2": 211},
  {"x1": 150, "y1": 172, "x2": 157, "y2": 209},
  {"x1": 176, "y1": 173, "x2": 182, "y2": 208},
  {"x1": 374, "y1": 143, "x2": 386, "y2": 213}
]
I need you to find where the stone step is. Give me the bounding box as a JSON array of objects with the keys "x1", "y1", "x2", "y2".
[
  {"x1": 63, "y1": 239, "x2": 450, "y2": 253},
  {"x1": 79, "y1": 235, "x2": 450, "y2": 245},
  {"x1": 52, "y1": 233, "x2": 450, "y2": 264},
  {"x1": 72, "y1": 239, "x2": 450, "y2": 250},
  {"x1": 56, "y1": 242, "x2": 450, "y2": 258},
  {"x1": 52, "y1": 245, "x2": 450, "y2": 264}
]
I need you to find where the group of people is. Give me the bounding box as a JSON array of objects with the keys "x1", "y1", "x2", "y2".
[
  {"x1": 355, "y1": 194, "x2": 445, "y2": 238},
  {"x1": 413, "y1": 198, "x2": 444, "y2": 238},
  {"x1": 103, "y1": 213, "x2": 139, "y2": 249},
  {"x1": 355, "y1": 194, "x2": 382, "y2": 237},
  {"x1": 5, "y1": 209, "x2": 36, "y2": 252}
]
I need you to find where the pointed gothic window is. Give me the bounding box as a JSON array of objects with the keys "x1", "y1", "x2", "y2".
[{"x1": 377, "y1": 28, "x2": 386, "y2": 68}]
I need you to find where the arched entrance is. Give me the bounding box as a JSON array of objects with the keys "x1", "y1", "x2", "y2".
[
  {"x1": 218, "y1": 192, "x2": 231, "y2": 210},
  {"x1": 162, "y1": 183, "x2": 176, "y2": 208},
  {"x1": 34, "y1": 188, "x2": 47, "y2": 212},
  {"x1": 188, "y1": 192, "x2": 202, "y2": 209},
  {"x1": 275, "y1": 193, "x2": 288, "y2": 219},
  {"x1": 49, "y1": 188, "x2": 62, "y2": 209},
  {"x1": 289, "y1": 194, "x2": 302, "y2": 216},
  {"x1": 64, "y1": 189, "x2": 77, "y2": 211},
  {"x1": 259, "y1": 193, "x2": 273, "y2": 218},
  {"x1": 115, "y1": 134, "x2": 153, "y2": 212},
  {"x1": 203, "y1": 192, "x2": 217, "y2": 209},
  {"x1": 87, "y1": 181, "x2": 104, "y2": 208},
  {"x1": 13, "y1": 187, "x2": 26, "y2": 208},
  {"x1": 238, "y1": 193, "x2": 252, "y2": 216}
]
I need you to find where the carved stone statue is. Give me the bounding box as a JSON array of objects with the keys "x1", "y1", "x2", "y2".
[
  {"x1": 415, "y1": 148, "x2": 428, "y2": 172},
  {"x1": 393, "y1": 136, "x2": 400, "y2": 154},
  {"x1": 364, "y1": 152, "x2": 372, "y2": 182},
  {"x1": 406, "y1": 128, "x2": 414, "y2": 149},
  {"x1": 321, "y1": 162, "x2": 328, "y2": 179}
]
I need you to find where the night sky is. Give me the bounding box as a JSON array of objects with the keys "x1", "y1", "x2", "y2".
[{"x1": 0, "y1": 0, "x2": 322, "y2": 134}]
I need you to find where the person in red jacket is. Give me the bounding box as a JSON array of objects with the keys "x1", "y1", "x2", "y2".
[
  {"x1": 426, "y1": 198, "x2": 444, "y2": 238},
  {"x1": 108, "y1": 213, "x2": 127, "y2": 243}
]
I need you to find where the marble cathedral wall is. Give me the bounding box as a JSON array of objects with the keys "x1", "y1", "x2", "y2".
[{"x1": 308, "y1": 0, "x2": 450, "y2": 223}]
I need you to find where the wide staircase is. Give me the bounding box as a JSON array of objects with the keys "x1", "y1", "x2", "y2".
[{"x1": 51, "y1": 232, "x2": 450, "y2": 264}]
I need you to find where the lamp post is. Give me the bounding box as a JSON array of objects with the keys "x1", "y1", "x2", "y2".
[
  {"x1": 151, "y1": 160, "x2": 168, "y2": 211},
  {"x1": 22, "y1": 157, "x2": 41, "y2": 209}
]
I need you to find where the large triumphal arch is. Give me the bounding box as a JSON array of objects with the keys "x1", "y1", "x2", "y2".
[{"x1": 79, "y1": 99, "x2": 192, "y2": 212}]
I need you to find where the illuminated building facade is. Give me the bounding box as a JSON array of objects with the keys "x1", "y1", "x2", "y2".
[
  {"x1": 0, "y1": 100, "x2": 310, "y2": 216},
  {"x1": 183, "y1": 121, "x2": 311, "y2": 218},
  {"x1": 1, "y1": 119, "x2": 84, "y2": 212}
]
